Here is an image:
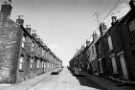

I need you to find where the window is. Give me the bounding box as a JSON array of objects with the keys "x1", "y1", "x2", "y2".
[
  {"x1": 129, "y1": 19, "x2": 135, "y2": 41},
  {"x1": 22, "y1": 36, "x2": 26, "y2": 42},
  {"x1": 42, "y1": 61, "x2": 44, "y2": 68},
  {"x1": 42, "y1": 49, "x2": 45, "y2": 57},
  {"x1": 30, "y1": 58, "x2": 34, "y2": 69},
  {"x1": 21, "y1": 42, "x2": 24, "y2": 48},
  {"x1": 40, "y1": 61, "x2": 42, "y2": 69},
  {"x1": 129, "y1": 19, "x2": 135, "y2": 32},
  {"x1": 119, "y1": 54, "x2": 128, "y2": 79},
  {"x1": 92, "y1": 45, "x2": 96, "y2": 56},
  {"x1": 111, "y1": 56, "x2": 118, "y2": 74},
  {"x1": 44, "y1": 62, "x2": 46, "y2": 71},
  {"x1": 107, "y1": 36, "x2": 113, "y2": 50},
  {"x1": 19, "y1": 56, "x2": 24, "y2": 71},
  {"x1": 37, "y1": 60, "x2": 40, "y2": 68},
  {"x1": 31, "y1": 42, "x2": 34, "y2": 52},
  {"x1": 21, "y1": 36, "x2": 26, "y2": 48}
]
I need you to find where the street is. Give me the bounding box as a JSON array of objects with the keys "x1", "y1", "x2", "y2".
[
  {"x1": 1, "y1": 0, "x2": 135, "y2": 90},
  {"x1": 29, "y1": 68, "x2": 102, "y2": 90},
  {"x1": 0, "y1": 68, "x2": 134, "y2": 90}
]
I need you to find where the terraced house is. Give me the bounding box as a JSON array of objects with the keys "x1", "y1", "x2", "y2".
[{"x1": 0, "y1": 0, "x2": 62, "y2": 83}]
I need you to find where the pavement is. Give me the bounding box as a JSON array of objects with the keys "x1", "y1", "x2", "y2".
[
  {"x1": 80, "y1": 72, "x2": 135, "y2": 90},
  {"x1": 0, "y1": 69, "x2": 58, "y2": 90}
]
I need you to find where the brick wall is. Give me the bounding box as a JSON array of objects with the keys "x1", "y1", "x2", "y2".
[{"x1": 0, "y1": 26, "x2": 21, "y2": 83}]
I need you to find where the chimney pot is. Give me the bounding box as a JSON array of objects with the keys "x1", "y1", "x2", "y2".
[
  {"x1": 16, "y1": 15, "x2": 24, "y2": 25},
  {"x1": 25, "y1": 25, "x2": 31, "y2": 34},
  {"x1": 0, "y1": 0, "x2": 12, "y2": 25}
]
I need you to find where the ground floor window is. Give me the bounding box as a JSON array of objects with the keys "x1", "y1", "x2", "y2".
[
  {"x1": 30, "y1": 58, "x2": 34, "y2": 69},
  {"x1": 99, "y1": 60, "x2": 103, "y2": 74},
  {"x1": 110, "y1": 55, "x2": 118, "y2": 74},
  {"x1": 37, "y1": 60, "x2": 40, "y2": 68},
  {"x1": 119, "y1": 53, "x2": 128, "y2": 79}
]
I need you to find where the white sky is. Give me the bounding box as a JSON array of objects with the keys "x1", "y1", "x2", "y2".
[{"x1": 0, "y1": 0, "x2": 130, "y2": 66}]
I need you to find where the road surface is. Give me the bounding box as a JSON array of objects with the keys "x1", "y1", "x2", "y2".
[{"x1": 29, "y1": 68, "x2": 102, "y2": 90}]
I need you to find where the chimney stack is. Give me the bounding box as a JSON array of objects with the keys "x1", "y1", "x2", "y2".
[
  {"x1": 129, "y1": 0, "x2": 135, "y2": 9},
  {"x1": 16, "y1": 15, "x2": 24, "y2": 25},
  {"x1": 92, "y1": 32, "x2": 98, "y2": 41},
  {"x1": 111, "y1": 16, "x2": 117, "y2": 25},
  {"x1": 0, "y1": 0, "x2": 12, "y2": 25},
  {"x1": 86, "y1": 40, "x2": 90, "y2": 46},
  {"x1": 99, "y1": 22, "x2": 107, "y2": 36}
]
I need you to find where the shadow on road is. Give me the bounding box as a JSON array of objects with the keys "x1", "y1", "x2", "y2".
[
  {"x1": 67, "y1": 69, "x2": 104, "y2": 90},
  {"x1": 75, "y1": 75, "x2": 105, "y2": 90}
]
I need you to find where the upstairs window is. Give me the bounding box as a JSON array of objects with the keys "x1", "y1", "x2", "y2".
[
  {"x1": 31, "y1": 41, "x2": 35, "y2": 52},
  {"x1": 129, "y1": 19, "x2": 135, "y2": 32},
  {"x1": 21, "y1": 42, "x2": 24, "y2": 48},
  {"x1": 30, "y1": 58, "x2": 34, "y2": 69},
  {"x1": 22, "y1": 36, "x2": 26, "y2": 42},
  {"x1": 19, "y1": 56, "x2": 24, "y2": 71},
  {"x1": 21, "y1": 36, "x2": 26, "y2": 48},
  {"x1": 129, "y1": 19, "x2": 135, "y2": 41},
  {"x1": 37, "y1": 60, "x2": 40, "y2": 68},
  {"x1": 107, "y1": 36, "x2": 113, "y2": 51}
]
